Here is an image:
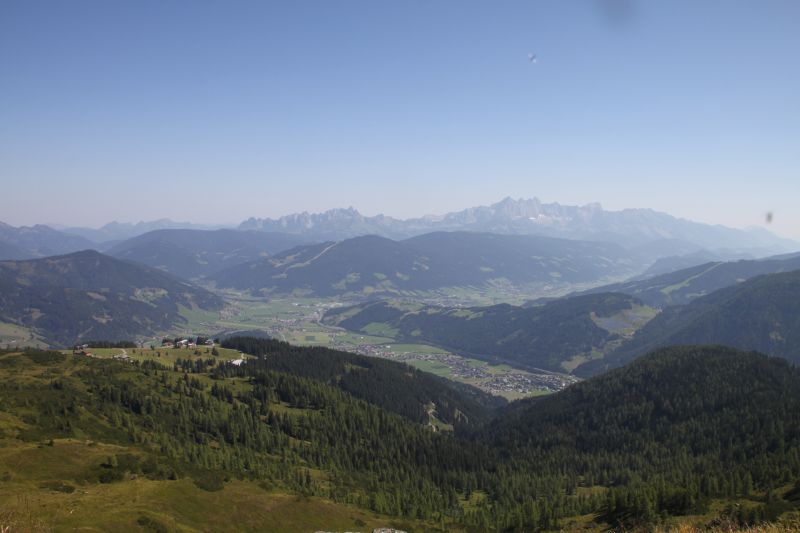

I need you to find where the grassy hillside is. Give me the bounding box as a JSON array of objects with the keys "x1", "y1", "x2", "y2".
[
  {"x1": 0, "y1": 250, "x2": 222, "y2": 347},
  {"x1": 324, "y1": 293, "x2": 657, "y2": 373},
  {"x1": 575, "y1": 269, "x2": 800, "y2": 377},
  {"x1": 211, "y1": 232, "x2": 640, "y2": 297}
]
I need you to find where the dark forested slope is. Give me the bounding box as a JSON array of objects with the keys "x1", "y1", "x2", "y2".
[
  {"x1": 481, "y1": 345, "x2": 800, "y2": 525},
  {"x1": 107, "y1": 228, "x2": 313, "y2": 279},
  {"x1": 211, "y1": 232, "x2": 640, "y2": 296},
  {"x1": 220, "y1": 336, "x2": 505, "y2": 431},
  {"x1": 576, "y1": 254, "x2": 800, "y2": 307},
  {"x1": 0, "y1": 250, "x2": 222, "y2": 346},
  {"x1": 575, "y1": 269, "x2": 800, "y2": 376},
  {"x1": 324, "y1": 292, "x2": 652, "y2": 372}
]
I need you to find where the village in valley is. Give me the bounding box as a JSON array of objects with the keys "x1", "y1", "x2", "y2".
[
  {"x1": 352, "y1": 342, "x2": 578, "y2": 398},
  {"x1": 186, "y1": 295, "x2": 579, "y2": 400}
]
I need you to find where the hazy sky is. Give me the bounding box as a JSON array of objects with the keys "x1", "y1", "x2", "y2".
[{"x1": 2, "y1": 1, "x2": 799, "y2": 238}]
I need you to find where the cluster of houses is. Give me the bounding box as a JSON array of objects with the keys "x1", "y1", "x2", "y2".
[
  {"x1": 161, "y1": 338, "x2": 215, "y2": 349},
  {"x1": 72, "y1": 343, "x2": 93, "y2": 357}
]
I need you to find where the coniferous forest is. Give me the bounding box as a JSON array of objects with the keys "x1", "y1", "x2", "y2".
[{"x1": 2, "y1": 340, "x2": 800, "y2": 531}]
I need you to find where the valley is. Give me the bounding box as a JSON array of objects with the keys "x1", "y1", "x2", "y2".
[
  {"x1": 172, "y1": 292, "x2": 577, "y2": 400},
  {"x1": 3, "y1": 226, "x2": 800, "y2": 532},
  {"x1": 5, "y1": 1, "x2": 800, "y2": 529}
]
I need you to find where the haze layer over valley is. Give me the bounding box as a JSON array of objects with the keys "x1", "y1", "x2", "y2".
[{"x1": 4, "y1": 1, "x2": 800, "y2": 530}]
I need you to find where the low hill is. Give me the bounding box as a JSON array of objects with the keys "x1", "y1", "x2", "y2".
[
  {"x1": 0, "y1": 250, "x2": 223, "y2": 346},
  {"x1": 107, "y1": 229, "x2": 313, "y2": 279},
  {"x1": 323, "y1": 292, "x2": 657, "y2": 373},
  {"x1": 211, "y1": 231, "x2": 640, "y2": 297},
  {"x1": 0, "y1": 221, "x2": 97, "y2": 258},
  {"x1": 576, "y1": 253, "x2": 800, "y2": 307},
  {"x1": 574, "y1": 269, "x2": 800, "y2": 376}
]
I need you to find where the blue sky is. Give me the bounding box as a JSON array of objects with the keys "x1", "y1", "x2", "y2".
[{"x1": 1, "y1": 1, "x2": 798, "y2": 238}]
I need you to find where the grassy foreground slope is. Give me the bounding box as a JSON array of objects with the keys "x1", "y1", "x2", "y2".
[
  {"x1": 2, "y1": 343, "x2": 800, "y2": 531},
  {"x1": 0, "y1": 348, "x2": 446, "y2": 532}
]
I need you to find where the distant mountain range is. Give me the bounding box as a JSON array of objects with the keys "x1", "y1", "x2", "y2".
[
  {"x1": 106, "y1": 229, "x2": 314, "y2": 279},
  {"x1": 239, "y1": 197, "x2": 797, "y2": 254},
  {"x1": 0, "y1": 222, "x2": 96, "y2": 259},
  {"x1": 210, "y1": 232, "x2": 641, "y2": 297},
  {"x1": 0, "y1": 250, "x2": 222, "y2": 346},
  {"x1": 61, "y1": 219, "x2": 230, "y2": 244},
  {"x1": 4, "y1": 198, "x2": 796, "y2": 271}
]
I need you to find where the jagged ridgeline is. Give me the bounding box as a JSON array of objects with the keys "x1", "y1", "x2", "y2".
[{"x1": 2, "y1": 342, "x2": 800, "y2": 530}]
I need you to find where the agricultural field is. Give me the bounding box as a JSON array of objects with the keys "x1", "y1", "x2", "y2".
[
  {"x1": 0, "y1": 321, "x2": 48, "y2": 349},
  {"x1": 62, "y1": 345, "x2": 247, "y2": 365},
  {"x1": 590, "y1": 303, "x2": 660, "y2": 336}
]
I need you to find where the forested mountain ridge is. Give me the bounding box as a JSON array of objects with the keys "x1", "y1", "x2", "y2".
[
  {"x1": 2, "y1": 343, "x2": 800, "y2": 530},
  {"x1": 574, "y1": 253, "x2": 800, "y2": 307},
  {"x1": 575, "y1": 269, "x2": 800, "y2": 377},
  {"x1": 323, "y1": 292, "x2": 656, "y2": 373},
  {"x1": 219, "y1": 336, "x2": 505, "y2": 431},
  {"x1": 477, "y1": 345, "x2": 800, "y2": 526},
  {"x1": 106, "y1": 228, "x2": 314, "y2": 279},
  {"x1": 0, "y1": 250, "x2": 223, "y2": 346},
  {"x1": 211, "y1": 232, "x2": 640, "y2": 297}
]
